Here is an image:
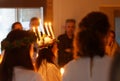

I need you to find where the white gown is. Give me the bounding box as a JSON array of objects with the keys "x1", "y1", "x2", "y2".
[
  {"x1": 62, "y1": 55, "x2": 112, "y2": 81},
  {"x1": 13, "y1": 67, "x2": 43, "y2": 81},
  {"x1": 38, "y1": 60, "x2": 61, "y2": 81}
]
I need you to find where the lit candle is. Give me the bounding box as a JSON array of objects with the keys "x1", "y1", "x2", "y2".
[
  {"x1": 45, "y1": 22, "x2": 50, "y2": 36},
  {"x1": 39, "y1": 19, "x2": 45, "y2": 34},
  {"x1": 37, "y1": 27, "x2": 41, "y2": 39},
  {"x1": 48, "y1": 22, "x2": 55, "y2": 39},
  {"x1": 32, "y1": 27, "x2": 37, "y2": 36},
  {"x1": 60, "y1": 68, "x2": 64, "y2": 76}
]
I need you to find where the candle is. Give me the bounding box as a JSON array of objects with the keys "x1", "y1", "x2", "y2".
[
  {"x1": 45, "y1": 22, "x2": 50, "y2": 36},
  {"x1": 60, "y1": 67, "x2": 64, "y2": 76},
  {"x1": 39, "y1": 19, "x2": 45, "y2": 34},
  {"x1": 37, "y1": 27, "x2": 41, "y2": 39},
  {"x1": 48, "y1": 22, "x2": 55, "y2": 39},
  {"x1": 32, "y1": 27, "x2": 37, "y2": 36}
]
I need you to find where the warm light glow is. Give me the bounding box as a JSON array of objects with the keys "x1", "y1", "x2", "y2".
[
  {"x1": 45, "y1": 22, "x2": 50, "y2": 36},
  {"x1": 0, "y1": 55, "x2": 2, "y2": 63},
  {"x1": 60, "y1": 68, "x2": 64, "y2": 76},
  {"x1": 32, "y1": 27, "x2": 36, "y2": 33},
  {"x1": 0, "y1": 50, "x2": 5, "y2": 63},
  {"x1": 32, "y1": 27, "x2": 37, "y2": 37},
  {"x1": 39, "y1": 19, "x2": 45, "y2": 34},
  {"x1": 37, "y1": 40, "x2": 44, "y2": 46},
  {"x1": 39, "y1": 19, "x2": 41, "y2": 24},
  {"x1": 48, "y1": 22, "x2": 55, "y2": 39},
  {"x1": 37, "y1": 27, "x2": 41, "y2": 39},
  {"x1": 44, "y1": 36, "x2": 53, "y2": 44}
]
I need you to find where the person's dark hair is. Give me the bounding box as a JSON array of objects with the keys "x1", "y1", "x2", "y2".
[
  {"x1": 0, "y1": 30, "x2": 37, "y2": 81},
  {"x1": 74, "y1": 11, "x2": 110, "y2": 58},
  {"x1": 30, "y1": 17, "x2": 39, "y2": 27},
  {"x1": 65, "y1": 19, "x2": 76, "y2": 24},
  {"x1": 74, "y1": 30, "x2": 104, "y2": 57},
  {"x1": 11, "y1": 22, "x2": 23, "y2": 30},
  {"x1": 30, "y1": 17, "x2": 39, "y2": 22},
  {"x1": 79, "y1": 11, "x2": 110, "y2": 36},
  {"x1": 36, "y1": 45, "x2": 55, "y2": 71}
]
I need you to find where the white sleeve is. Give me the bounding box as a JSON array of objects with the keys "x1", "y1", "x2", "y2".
[
  {"x1": 32, "y1": 73, "x2": 43, "y2": 81},
  {"x1": 47, "y1": 65, "x2": 61, "y2": 81}
]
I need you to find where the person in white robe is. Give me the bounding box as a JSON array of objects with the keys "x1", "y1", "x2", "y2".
[
  {"x1": 36, "y1": 41, "x2": 61, "y2": 81},
  {"x1": 62, "y1": 11, "x2": 112, "y2": 81}
]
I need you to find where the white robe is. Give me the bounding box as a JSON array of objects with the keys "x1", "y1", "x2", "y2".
[
  {"x1": 62, "y1": 55, "x2": 112, "y2": 81},
  {"x1": 13, "y1": 67, "x2": 43, "y2": 81},
  {"x1": 38, "y1": 60, "x2": 61, "y2": 81}
]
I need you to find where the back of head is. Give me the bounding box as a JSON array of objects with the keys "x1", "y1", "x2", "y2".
[
  {"x1": 29, "y1": 17, "x2": 40, "y2": 28},
  {"x1": 73, "y1": 30, "x2": 104, "y2": 58},
  {"x1": 79, "y1": 11, "x2": 110, "y2": 36},
  {"x1": 36, "y1": 47, "x2": 55, "y2": 70},
  {"x1": 74, "y1": 11, "x2": 110, "y2": 58},
  {"x1": 0, "y1": 30, "x2": 37, "y2": 81},
  {"x1": 11, "y1": 22, "x2": 23, "y2": 30}
]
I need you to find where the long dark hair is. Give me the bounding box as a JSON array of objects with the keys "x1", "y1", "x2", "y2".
[
  {"x1": 74, "y1": 11, "x2": 110, "y2": 58},
  {"x1": 36, "y1": 45, "x2": 55, "y2": 71},
  {"x1": 0, "y1": 30, "x2": 37, "y2": 81},
  {"x1": 74, "y1": 30, "x2": 105, "y2": 58}
]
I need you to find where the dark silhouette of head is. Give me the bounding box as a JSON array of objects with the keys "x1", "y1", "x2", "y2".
[
  {"x1": 11, "y1": 22, "x2": 23, "y2": 30},
  {"x1": 74, "y1": 11, "x2": 110, "y2": 58},
  {"x1": 0, "y1": 30, "x2": 37, "y2": 81}
]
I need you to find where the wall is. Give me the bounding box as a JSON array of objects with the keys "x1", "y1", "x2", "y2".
[{"x1": 53, "y1": 0, "x2": 120, "y2": 37}]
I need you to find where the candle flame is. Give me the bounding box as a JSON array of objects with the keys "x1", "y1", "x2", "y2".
[
  {"x1": 48, "y1": 22, "x2": 51, "y2": 26},
  {"x1": 39, "y1": 19, "x2": 45, "y2": 34},
  {"x1": 60, "y1": 68, "x2": 64, "y2": 76}
]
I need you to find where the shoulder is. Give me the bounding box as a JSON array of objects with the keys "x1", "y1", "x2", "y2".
[
  {"x1": 94, "y1": 55, "x2": 112, "y2": 65},
  {"x1": 58, "y1": 34, "x2": 66, "y2": 39},
  {"x1": 64, "y1": 59, "x2": 81, "y2": 70},
  {"x1": 47, "y1": 63, "x2": 59, "y2": 71},
  {"x1": 14, "y1": 67, "x2": 43, "y2": 81}
]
